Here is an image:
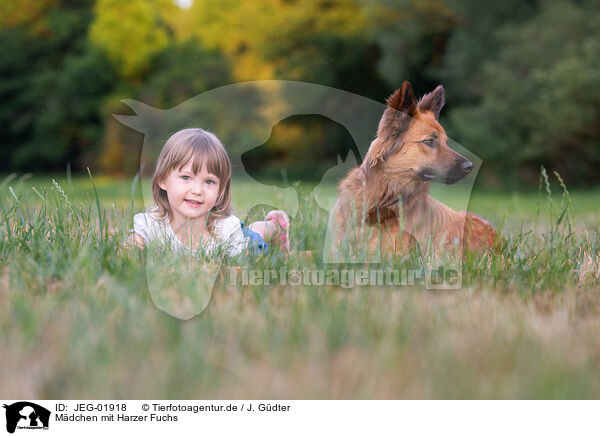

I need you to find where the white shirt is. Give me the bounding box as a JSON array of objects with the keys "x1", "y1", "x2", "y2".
[{"x1": 131, "y1": 207, "x2": 247, "y2": 256}]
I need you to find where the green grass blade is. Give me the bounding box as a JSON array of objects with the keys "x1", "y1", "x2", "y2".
[{"x1": 87, "y1": 167, "x2": 103, "y2": 240}]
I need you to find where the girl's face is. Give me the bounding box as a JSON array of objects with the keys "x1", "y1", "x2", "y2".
[{"x1": 158, "y1": 160, "x2": 221, "y2": 229}]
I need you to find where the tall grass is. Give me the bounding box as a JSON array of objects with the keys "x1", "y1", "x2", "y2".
[
  {"x1": 460, "y1": 167, "x2": 595, "y2": 294},
  {"x1": 0, "y1": 170, "x2": 599, "y2": 399}
]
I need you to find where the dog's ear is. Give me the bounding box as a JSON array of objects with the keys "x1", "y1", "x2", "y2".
[
  {"x1": 363, "y1": 82, "x2": 417, "y2": 172},
  {"x1": 417, "y1": 85, "x2": 445, "y2": 119},
  {"x1": 386, "y1": 81, "x2": 417, "y2": 117}
]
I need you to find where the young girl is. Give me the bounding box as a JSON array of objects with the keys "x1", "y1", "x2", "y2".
[{"x1": 127, "y1": 128, "x2": 290, "y2": 257}]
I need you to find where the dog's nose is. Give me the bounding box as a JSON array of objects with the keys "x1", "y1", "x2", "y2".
[{"x1": 462, "y1": 161, "x2": 473, "y2": 174}]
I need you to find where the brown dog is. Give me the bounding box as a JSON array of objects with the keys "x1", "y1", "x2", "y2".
[{"x1": 330, "y1": 81, "x2": 497, "y2": 259}]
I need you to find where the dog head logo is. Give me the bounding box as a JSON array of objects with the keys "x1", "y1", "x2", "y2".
[
  {"x1": 314, "y1": 152, "x2": 359, "y2": 211},
  {"x1": 3, "y1": 402, "x2": 50, "y2": 434},
  {"x1": 115, "y1": 80, "x2": 481, "y2": 317},
  {"x1": 241, "y1": 113, "x2": 361, "y2": 251}
]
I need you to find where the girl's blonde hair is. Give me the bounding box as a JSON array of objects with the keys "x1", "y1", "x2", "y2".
[{"x1": 151, "y1": 128, "x2": 232, "y2": 230}]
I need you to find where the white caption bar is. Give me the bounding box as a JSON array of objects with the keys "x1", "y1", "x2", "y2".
[{"x1": 1, "y1": 400, "x2": 597, "y2": 435}]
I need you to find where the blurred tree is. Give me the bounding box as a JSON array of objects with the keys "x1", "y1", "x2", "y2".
[
  {"x1": 99, "y1": 39, "x2": 232, "y2": 174},
  {"x1": 2, "y1": 0, "x2": 599, "y2": 186},
  {"x1": 360, "y1": 0, "x2": 458, "y2": 93},
  {"x1": 449, "y1": 0, "x2": 600, "y2": 184},
  {"x1": 89, "y1": 0, "x2": 175, "y2": 80},
  {"x1": 434, "y1": 0, "x2": 538, "y2": 106},
  {"x1": 174, "y1": 0, "x2": 389, "y2": 98},
  {"x1": 0, "y1": 0, "x2": 119, "y2": 171},
  {"x1": 0, "y1": 0, "x2": 56, "y2": 35},
  {"x1": 262, "y1": 30, "x2": 388, "y2": 99},
  {"x1": 137, "y1": 39, "x2": 231, "y2": 109}
]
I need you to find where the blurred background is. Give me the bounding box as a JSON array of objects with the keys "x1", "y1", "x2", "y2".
[{"x1": 1, "y1": 0, "x2": 599, "y2": 188}]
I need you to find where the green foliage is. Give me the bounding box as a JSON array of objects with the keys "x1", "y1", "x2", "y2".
[
  {"x1": 1, "y1": 0, "x2": 600, "y2": 185},
  {"x1": 181, "y1": 0, "x2": 370, "y2": 81},
  {"x1": 137, "y1": 39, "x2": 232, "y2": 108},
  {"x1": 435, "y1": 0, "x2": 538, "y2": 104},
  {"x1": 362, "y1": 0, "x2": 459, "y2": 92},
  {"x1": 265, "y1": 32, "x2": 389, "y2": 99},
  {"x1": 89, "y1": 0, "x2": 173, "y2": 79},
  {"x1": 0, "y1": 0, "x2": 118, "y2": 171},
  {"x1": 448, "y1": 0, "x2": 600, "y2": 184}
]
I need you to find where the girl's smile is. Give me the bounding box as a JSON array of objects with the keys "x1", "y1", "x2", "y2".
[{"x1": 184, "y1": 199, "x2": 203, "y2": 207}]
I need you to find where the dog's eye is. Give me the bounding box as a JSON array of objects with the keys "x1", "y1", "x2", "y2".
[{"x1": 422, "y1": 139, "x2": 435, "y2": 147}]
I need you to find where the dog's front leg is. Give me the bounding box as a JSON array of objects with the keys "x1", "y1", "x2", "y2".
[{"x1": 379, "y1": 219, "x2": 415, "y2": 258}]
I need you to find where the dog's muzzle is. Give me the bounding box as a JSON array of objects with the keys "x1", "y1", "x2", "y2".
[
  {"x1": 444, "y1": 160, "x2": 473, "y2": 184},
  {"x1": 419, "y1": 160, "x2": 472, "y2": 184}
]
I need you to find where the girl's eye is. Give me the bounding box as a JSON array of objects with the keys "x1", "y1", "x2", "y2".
[
  {"x1": 422, "y1": 139, "x2": 435, "y2": 147},
  {"x1": 180, "y1": 175, "x2": 191, "y2": 181},
  {"x1": 206, "y1": 179, "x2": 216, "y2": 185}
]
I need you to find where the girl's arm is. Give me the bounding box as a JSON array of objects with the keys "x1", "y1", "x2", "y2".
[{"x1": 127, "y1": 213, "x2": 151, "y2": 250}]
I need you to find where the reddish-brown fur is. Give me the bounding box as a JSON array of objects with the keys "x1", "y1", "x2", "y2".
[{"x1": 331, "y1": 81, "x2": 498, "y2": 258}]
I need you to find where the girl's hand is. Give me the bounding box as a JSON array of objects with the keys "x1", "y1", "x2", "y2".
[
  {"x1": 115, "y1": 233, "x2": 146, "y2": 259},
  {"x1": 125, "y1": 232, "x2": 146, "y2": 250}
]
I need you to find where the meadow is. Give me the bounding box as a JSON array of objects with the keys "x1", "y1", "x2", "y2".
[{"x1": 1, "y1": 171, "x2": 599, "y2": 399}]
